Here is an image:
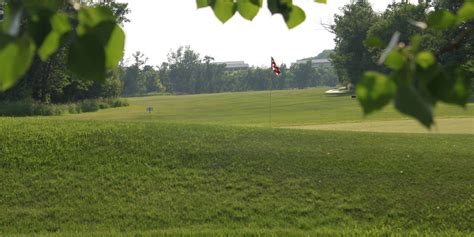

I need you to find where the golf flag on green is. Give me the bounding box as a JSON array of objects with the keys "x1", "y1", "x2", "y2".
[{"x1": 271, "y1": 57, "x2": 281, "y2": 76}]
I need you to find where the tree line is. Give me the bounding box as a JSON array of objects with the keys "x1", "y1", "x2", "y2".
[
  {"x1": 0, "y1": 0, "x2": 338, "y2": 102},
  {"x1": 121, "y1": 46, "x2": 338, "y2": 96}
]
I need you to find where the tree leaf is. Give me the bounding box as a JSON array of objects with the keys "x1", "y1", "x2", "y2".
[
  {"x1": 395, "y1": 85, "x2": 434, "y2": 128},
  {"x1": 211, "y1": 0, "x2": 236, "y2": 23},
  {"x1": 409, "y1": 35, "x2": 423, "y2": 51},
  {"x1": 428, "y1": 66, "x2": 471, "y2": 106},
  {"x1": 384, "y1": 50, "x2": 405, "y2": 70},
  {"x1": 23, "y1": 1, "x2": 62, "y2": 46},
  {"x1": 457, "y1": 3, "x2": 474, "y2": 22},
  {"x1": 196, "y1": 0, "x2": 209, "y2": 8},
  {"x1": 415, "y1": 51, "x2": 436, "y2": 69},
  {"x1": 67, "y1": 34, "x2": 106, "y2": 81},
  {"x1": 364, "y1": 36, "x2": 384, "y2": 48},
  {"x1": 284, "y1": 5, "x2": 305, "y2": 29},
  {"x1": 314, "y1": 0, "x2": 327, "y2": 4},
  {"x1": 105, "y1": 24, "x2": 125, "y2": 69},
  {"x1": 77, "y1": 6, "x2": 116, "y2": 35},
  {"x1": 70, "y1": 6, "x2": 125, "y2": 80},
  {"x1": 0, "y1": 34, "x2": 36, "y2": 91},
  {"x1": 427, "y1": 10, "x2": 456, "y2": 30},
  {"x1": 26, "y1": 9, "x2": 53, "y2": 47},
  {"x1": 356, "y1": 71, "x2": 397, "y2": 114},
  {"x1": 38, "y1": 12, "x2": 71, "y2": 61},
  {"x1": 237, "y1": 0, "x2": 262, "y2": 21},
  {"x1": 267, "y1": 0, "x2": 292, "y2": 16}
]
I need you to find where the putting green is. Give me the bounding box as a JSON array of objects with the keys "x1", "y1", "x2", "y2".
[{"x1": 284, "y1": 117, "x2": 474, "y2": 134}]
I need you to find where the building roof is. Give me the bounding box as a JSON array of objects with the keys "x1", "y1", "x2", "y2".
[
  {"x1": 295, "y1": 58, "x2": 330, "y2": 64},
  {"x1": 212, "y1": 61, "x2": 250, "y2": 69},
  {"x1": 291, "y1": 58, "x2": 331, "y2": 68}
]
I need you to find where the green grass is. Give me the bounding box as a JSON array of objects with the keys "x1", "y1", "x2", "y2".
[
  {"x1": 60, "y1": 88, "x2": 474, "y2": 127},
  {"x1": 1, "y1": 88, "x2": 473, "y2": 235},
  {"x1": 1, "y1": 118, "x2": 473, "y2": 236}
]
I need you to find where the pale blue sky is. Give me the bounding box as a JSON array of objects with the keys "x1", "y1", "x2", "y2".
[{"x1": 121, "y1": 0, "x2": 413, "y2": 67}]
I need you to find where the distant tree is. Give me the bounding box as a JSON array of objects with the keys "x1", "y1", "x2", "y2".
[
  {"x1": 330, "y1": 2, "x2": 379, "y2": 85},
  {"x1": 429, "y1": 0, "x2": 473, "y2": 91},
  {"x1": 315, "y1": 49, "x2": 334, "y2": 59},
  {"x1": 121, "y1": 51, "x2": 147, "y2": 96},
  {"x1": 274, "y1": 64, "x2": 288, "y2": 90},
  {"x1": 315, "y1": 66, "x2": 338, "y2": 87},
  {"x1": 142, "y1": 65, "x2": 164, "y2": 93},
  {"x1": 166, "y1": 46, "x2": 201, "y2": 93},
  {"x1": 367, "y1": 2, "x2": 431, "y2": 62},
  {"x1": 291, "y1": 61, "x2": 315, "y2": 89}
]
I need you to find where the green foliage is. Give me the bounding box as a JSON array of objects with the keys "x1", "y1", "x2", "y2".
[
  {"x1": 38, "y1": 13, "x2": 71, "y2": 61},
  {"x1": 428, "y1": 66, "x2": 471, "y2": 106},
  {"x1": 79, "y1": 99, "x2": 100, "y2": 112},
  {"x1": 267, "y1": 0, "x2": 305, "y2": 29},
  {"x1": 197, "y1": 0, "x2": 317, "y2": 29},
  {"x1": 237, "y1": 0, "x2": 262, "y2": 20},
  {"x1": 68, "y1": 7, "x2": 125, "y2": 81},
  {"x1": 457, "y1": 2, "x2": 474, "y2": 22},
  {"x1": 0, "y1": 34, "x2": 35, "y2": 91},
  {"x1": 0, "y1": 1, "x2": 128, "y2": 104},
  {"x1": 152, "y1": 46, "x2": 337, "y2": 95},
  {"x1": 356, "y1": 1, "x2": 474, "y2": 127},
  {"x1": 330, "y1": 2, "x2": 379, "y2": 85},
  {"x1": 384, "y1": 50, "x2": 405, "y2": 70},
  {"x1": 395, "y1": 85, "x2": 434, "y2": 127},
  {"x1": 356, "y1": 71, "x2": 396, "y2": 114},
  {"x1": 284, "y1": 5, "x2": 305, "y2": 29},
  {"x1": 120, "y1": 51, "x2": 160, "y2": 96},
  {"x1": 416, "y1": 51, "x2": 436, "y2": 69},
  {"x1": 364, "y1": 36, "x2": 384, "y2": 48},
  {"x1": 427, "y1": 10, "x2": 457, "y2": 29},
  {"x1": 0, "y1": 1, "x2": 126, "y2": 91},
  {"x1": 314, "y1": 49, "x2": 334, "y2": 59},
  {"x1": 211, "y1": 0, "x2": 236, "y2": 23},
  {"x1": 360, "y1": 32, "x2": 471, "y2": 127}
]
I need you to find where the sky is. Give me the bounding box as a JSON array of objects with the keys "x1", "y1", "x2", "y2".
[{"x1": 121, "y1": 0, "x2": 410, "y2": 67}]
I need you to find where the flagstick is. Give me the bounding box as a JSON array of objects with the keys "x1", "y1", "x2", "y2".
[{"x1": 269, "y1": 76, "x2": 273, "y2": 128}]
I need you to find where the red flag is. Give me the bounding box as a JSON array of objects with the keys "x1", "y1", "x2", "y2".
[{"x1": 271, "y1": 57, "x2": 281, "y2": 76}]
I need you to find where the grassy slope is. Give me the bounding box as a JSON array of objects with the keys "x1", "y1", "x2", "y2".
[
  {"x1": 61, "y1": 88, "x2": 474, "y2": 127},
  {"x1": 1, "y1": 119, "x2": 473, "y2": 235}
]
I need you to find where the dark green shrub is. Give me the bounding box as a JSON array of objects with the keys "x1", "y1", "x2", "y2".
[
  {"x1": 0, "y1": 98, "x2": 128, "y2": 117},
  {"x1": 0, "y1": 99, "x2": 63, "y2": 116},
  {"x1": 103, "y1": 98, "x2": 129, "y2": 108},
  {"x1": 67, "y1": 104, "x2": 81, "y2": 114},
  {"x1": 80, "y1": 100, "x2": 99, "y2": 112},
  {"x1": 98, "y1": 102, "x2": 110, "y2": 109}
]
